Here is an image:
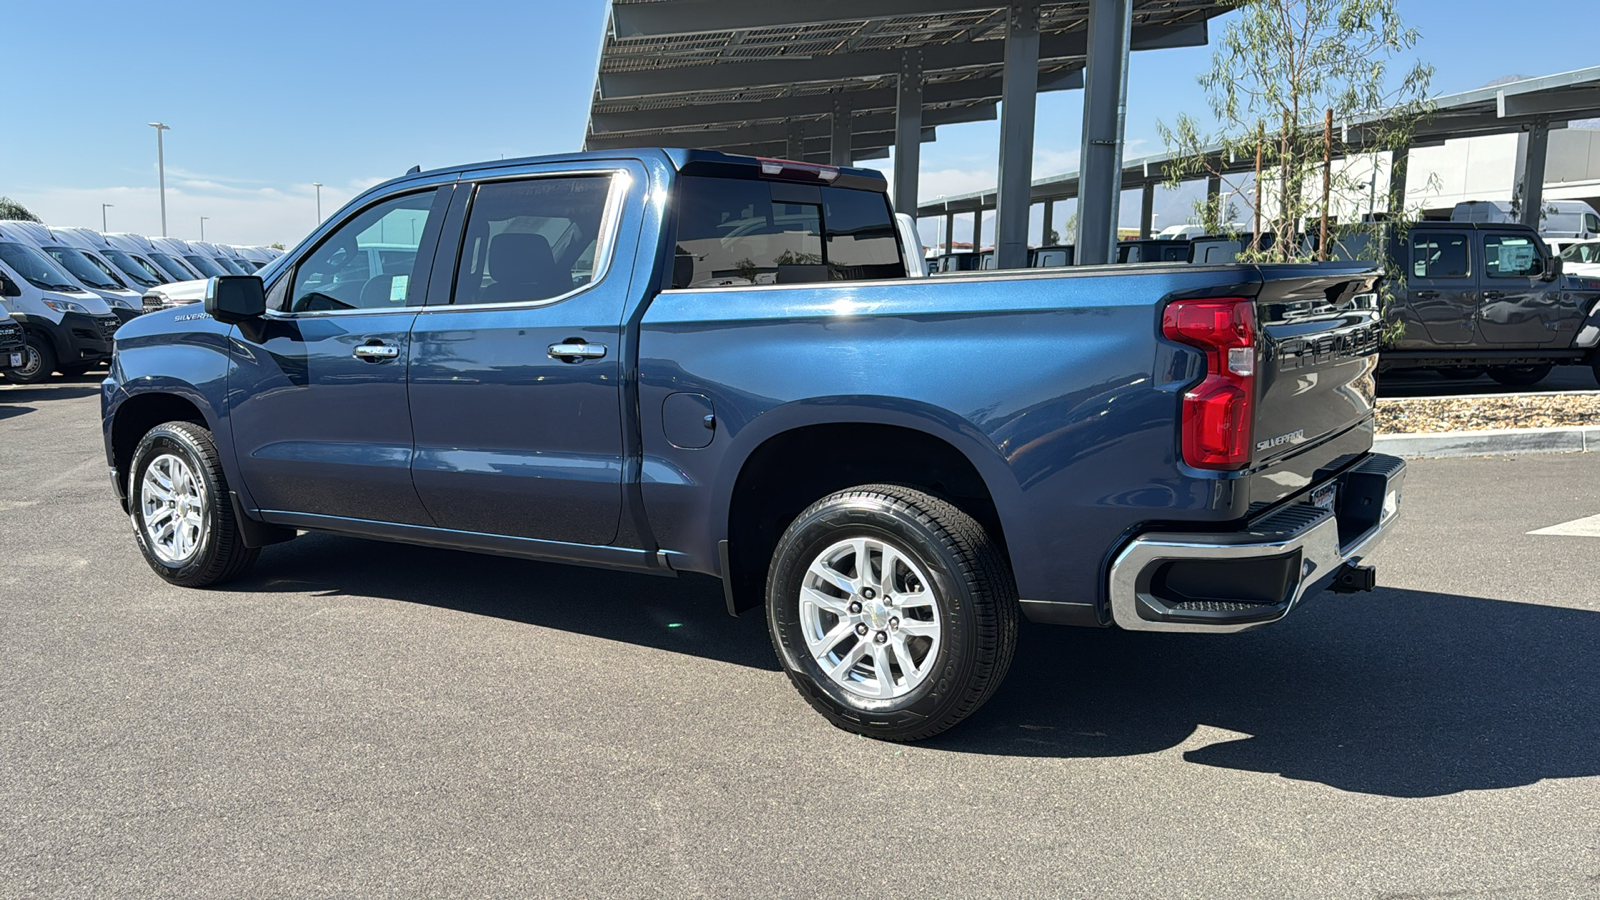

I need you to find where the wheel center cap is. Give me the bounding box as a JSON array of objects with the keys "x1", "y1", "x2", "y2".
[{"x1": 864, "y1": 599, "x2": 890, "y2": 630}]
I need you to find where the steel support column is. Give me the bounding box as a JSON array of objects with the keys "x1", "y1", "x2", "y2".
[
  {"x1": 944, "y1": 211, "x2": 955, "y2": 253},
  {"x1": 1387, "y1": 144, "x2": 1409, "y2": 217},
  {"x1": 1518, "y1": 119, "x2": 1551, "y2": 228},
  {"x1": 1205, "y1": 174, "x2": 1221, "y2": 225},
  {"x1": 1139, "y1": 181, "x2": 1155, "y2": 238},
  {"x1": 786, "y1": 119, "x2": 805, "y2": 160},
  {"x1": 995, "y1": 2, "x2": 1040, "y2": 270},
  {"x1": 972, "y1": 209, "x2": 983, "y2": 253},
  {"x1": 1041, "y1": 200, "x2": 1054, "y2": 245},
  {"x1": 1074, "y1": 0, "x2": 1131, "y2": 264},
  {"x1": 830, "y1": 96, "x2": 852, "y2": 166},
  {"x1": 894, "y1": 50, "x2": 924, "y2": 214}
]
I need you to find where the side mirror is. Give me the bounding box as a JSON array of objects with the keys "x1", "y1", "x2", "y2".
[
  {"x1": 204, "y1": 275, "x2": 266, "y2": 323},
  {"x1": 1541, "y1": 255, "x2": 1563, "y2": 282},
  {"x1": 0, "y1": 273, "x2": 19, "y2": 297}
]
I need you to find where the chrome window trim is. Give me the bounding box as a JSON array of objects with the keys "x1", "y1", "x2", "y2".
[
  {"x1": 266, "y1": 184, "x2": 448, "y2": 321},
  {"x1": 418, "y1": 168, "x2": 632, "y2": 315}
]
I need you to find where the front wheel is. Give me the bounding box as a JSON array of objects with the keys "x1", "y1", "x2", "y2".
[
  {"x1": 1487, "y1": 364, "x2": 1552, "y2": 388},
  {"x1": 128, "y1": 421, "x2": 259, "y2": 587},
  {"x1": 1, "y1": 333, "x2": 57, "y2": 384},
  {"x1": 766, "y1": 484, "x2": 1019, "y2": 741}
]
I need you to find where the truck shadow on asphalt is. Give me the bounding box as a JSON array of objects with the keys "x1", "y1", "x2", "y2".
[
  {"x1": 243, "y1": 532, "x2": 779, "y2": 670},
  {"x1": 945, "y1": 587, "x2": 1600, "y2": 798},
  {"x1": 237, "y1": 538, "x2": 1597, "y2": 798}
]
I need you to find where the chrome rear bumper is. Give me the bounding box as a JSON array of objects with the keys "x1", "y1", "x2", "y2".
[{"x1": 1108, "y1": 453, "x2": 1405, "y2": 633}]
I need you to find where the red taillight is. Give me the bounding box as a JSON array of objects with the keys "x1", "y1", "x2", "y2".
[{"x1": 1162, "y1": 297, "x2": 1257, "y2": 470}]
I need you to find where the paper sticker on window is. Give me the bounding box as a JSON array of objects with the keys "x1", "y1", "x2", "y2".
[
  {"x1": 1498, "y1": 244, "x2": 1534, "y2": 273},
  {"x1": 390, "y1": 274, "x2": 409, "y2": 303}
]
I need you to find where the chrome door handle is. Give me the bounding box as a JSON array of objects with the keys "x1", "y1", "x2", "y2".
[
  {"x1": 548, "y1": 342, "x2": 607, "y2": 361},
  {"x1": 353, "y1": 344, "x2": 400, "y2": 361},
  {"x1": 1483, "y1": 291, "x2": 1505, "y2": 300}
]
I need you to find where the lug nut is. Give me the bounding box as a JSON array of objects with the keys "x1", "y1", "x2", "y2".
[
  {"x1": 889, "y1": 617, "x2": 899, "y2": 630},
  {"x1": 855, "y1": 623, "x2": 869, "y2": 636},
  {"x1": 862, "y1": 588, "x2": 875, "y2": 600},
  {"x1": 848, "y1": 601, "x2": 862, "y2": 614},
  {"x1": 873, "y1": 631, "x2": 888, "y2": 644}
]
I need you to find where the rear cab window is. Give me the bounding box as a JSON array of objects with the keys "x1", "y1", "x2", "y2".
[{"x1": 671, "y1": 175, "x2": 906, "y2": 288}]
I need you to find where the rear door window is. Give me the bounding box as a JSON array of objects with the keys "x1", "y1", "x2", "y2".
[
  {"x1": 451, "y1": 175, "x2": 615, "y2": 306},
  {"x1": 672, "y1": 176, "x2": 905, "y2": 288},
  {"x1": 1409, "y1": 232, "x2": 1470, "y2": 279}
]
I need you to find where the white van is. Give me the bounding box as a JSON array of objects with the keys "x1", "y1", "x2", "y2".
[
  {"x1": 108, "y1": 234, "x2": 202, "y2": 284},
  {"x1": 1451, "y1": 200, "x2": 1600, "y2": 243},
  {"x1": 894, "y1": 214, "x2": 929, "y2": 278},
  {"x1": 0, "y1": 222, "x2": 144, "y2": 322},
  {"x1": 188, "y1": 239, "x2": 249, "y2": 275},
  {"x1": 55, "y1": 228, "x2": 171, "y2": 290},
  {"x1": 0, "y1": 232, "x2": 121, "y2": 382}
]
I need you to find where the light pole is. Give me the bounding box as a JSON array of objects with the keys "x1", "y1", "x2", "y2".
[
  {"x1": 312, "y1": 182, "x2": 323, "y2": 223},
  {"x1": 200, "y1": 216, "x2": 209, "y2": 240},
  {"x1": 148, "y1": 122, "x2": 170, "y2": 236},
  {"x1": 101, "y1": 203, "x2": 114, "y2": 231}
]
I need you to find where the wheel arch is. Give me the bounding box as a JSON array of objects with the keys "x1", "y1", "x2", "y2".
[
  {"x1": 107, "y1": 385, "x2": 219, "y2": 511},
  {"x1": 714, "y1": 399, "x2": 1022, "y2": 616}
]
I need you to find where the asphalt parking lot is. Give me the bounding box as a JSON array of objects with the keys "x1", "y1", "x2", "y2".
[{"x1": 3, "y1": 376, "x2": 1599, "y2": 898}]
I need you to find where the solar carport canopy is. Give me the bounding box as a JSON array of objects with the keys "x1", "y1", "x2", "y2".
[{"x1": 584, "y1": 0, "x2": 1224, "y2": 162}]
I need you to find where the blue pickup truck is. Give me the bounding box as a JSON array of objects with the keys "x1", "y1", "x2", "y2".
[{"x1": 102, "y1": 149, "x2": 1404, "y2": 740}]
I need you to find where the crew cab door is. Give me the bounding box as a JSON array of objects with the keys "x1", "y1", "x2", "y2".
[
  {"x1": 1400, "y1": 229, "x2": 1477, "y2": 345},
  {"x1": 229, "y1": 186, "x2": 450, "y2": 524},
  {"x1": 1477, "y1": 230, "x2": 1570, "y2": 345},
  {"x1": 406, "y1": 165, "x2": 637, "y2": 546}
]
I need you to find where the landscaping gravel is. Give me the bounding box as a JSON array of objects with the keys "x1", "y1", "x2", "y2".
[{"x1": 1376, "y1": 392, "x2": 1600, "y2": 434}]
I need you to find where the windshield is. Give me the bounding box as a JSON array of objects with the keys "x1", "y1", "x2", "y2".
[
  {"x1": 236, "y1": 258, "x2": 262, "y2": 272},
  {"x1": 101, "y1": 249, "x2": 163, "y2": 287},
  {"x1": 0, "y1": 242, "x2": 80, "y2": 291},
  {"x1": 212, "y1": 255, "x2": 246, "y2": 275},
  {"x1": 78, "y1": 251, "x2": 129, "y2": 289},
  {"x1": 182, "y1": 254, "x2": 227, "y2": 278},
  {"x1": 149, "y1": 252, "x2": 198, "y2": 281},
  {"x1": 44, "y1": 246, "x2": 121, "y2": 290},
  {"x1": 1560, "y1": 242, "x2": 1600, "y2": 265}
]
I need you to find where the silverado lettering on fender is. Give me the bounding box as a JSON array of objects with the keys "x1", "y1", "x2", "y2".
[{"x1": 102, "y1": 149, "x2": 1405, "y2": 740}]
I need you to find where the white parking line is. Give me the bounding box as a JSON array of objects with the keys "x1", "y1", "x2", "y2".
[{"x1": 1527, "y1": 514, "x2": 1600, "y2": 537}]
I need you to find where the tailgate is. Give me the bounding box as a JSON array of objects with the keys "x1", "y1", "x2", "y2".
[{"x1": 1250, "y1": 264, "x2": 1383, "y2": 496}]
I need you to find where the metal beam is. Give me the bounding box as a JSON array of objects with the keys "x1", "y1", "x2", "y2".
[
  {"x1": 585, "y1": 106, "x2": 977, "y2": 149},
  {"x1": 1519, "y1": 120, "x2": 1551, "y2": 229},
  {"x1": 995, "y1": 2, "x2": 1040, "y2": 269},
  {"x1": 1075, "y1": 0, "x2": 1131, "y2": 265},
  {"x1": 895, "y1": 50, "x2": 924, "y2": 214},
  {"x1": 599, "y1": 23, "x2": 1205, "y2": 98},
  {"x1": 830, "y1": 97, "x2": 852, "y2": 166},
  {"x1": 699, "y1": 128, "x2": 934, "y2": 160},
  {"x1": 611, "y1": 0, "x2": 1003, "y2": 39},
  {"x1": 1139, "y1": 181, "x2": 1154, "y2": 238},
  {"x1": 1498, "y1": 86, "x2": 1600, "y2": 119},
  {"x1": 589, "y1": 69, "x2": 1082, "y2": 134}
]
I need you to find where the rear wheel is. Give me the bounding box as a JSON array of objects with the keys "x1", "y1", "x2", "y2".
[
  {"x1": 766, "y1": 484, "x2": 1018, "y2": 741},
  {"x1": 128, "y1": 421, "x2": 259, "y2": 587},
  {"x1": 1487, "y1": 364, "x2": 1553, "y2": 388},
  {"x1": 1, "y1": 334, "x2": 56, "y2": 384}
]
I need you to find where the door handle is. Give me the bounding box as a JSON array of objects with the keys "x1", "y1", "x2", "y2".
[
  {"x1": 548, "y1": 341, "x2": 607, "y2": 362},
  {"x1": 353, "y1": 343, "x2": 400, "y2": 361},
  {"x1": 1483, "y1": 291, "x2": 1505, "y2": 300},
  {"x1": 1414, "y1": 290, "x2": 1439, "y2": 299}
]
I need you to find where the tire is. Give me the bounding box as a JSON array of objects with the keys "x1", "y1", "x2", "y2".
[
  {"x1": 766, "y1": 484, "x2": 1019, "y2": 742},
  {"x1": 2, "y1": 333, "x2": 57, "y2": 384},
  {"x1": 1487, "y1": 364, "x2": 1553, "y2": 388},
  {"x1": 1434, "y1": 367, "x2": 1486, "y2": 381},
  {"x1": 128, "y1": 421, "x2": 259, "y2": 587}
]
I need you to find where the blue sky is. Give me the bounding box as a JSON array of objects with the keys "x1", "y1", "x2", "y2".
[{"x1": 0, "y1": 1, "x2": 1589, "y2": 246}]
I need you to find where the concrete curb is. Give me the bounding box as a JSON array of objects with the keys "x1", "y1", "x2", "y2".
[{"x1": 1374, "y1": 426, "x2": 1600, "y2": 459}]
